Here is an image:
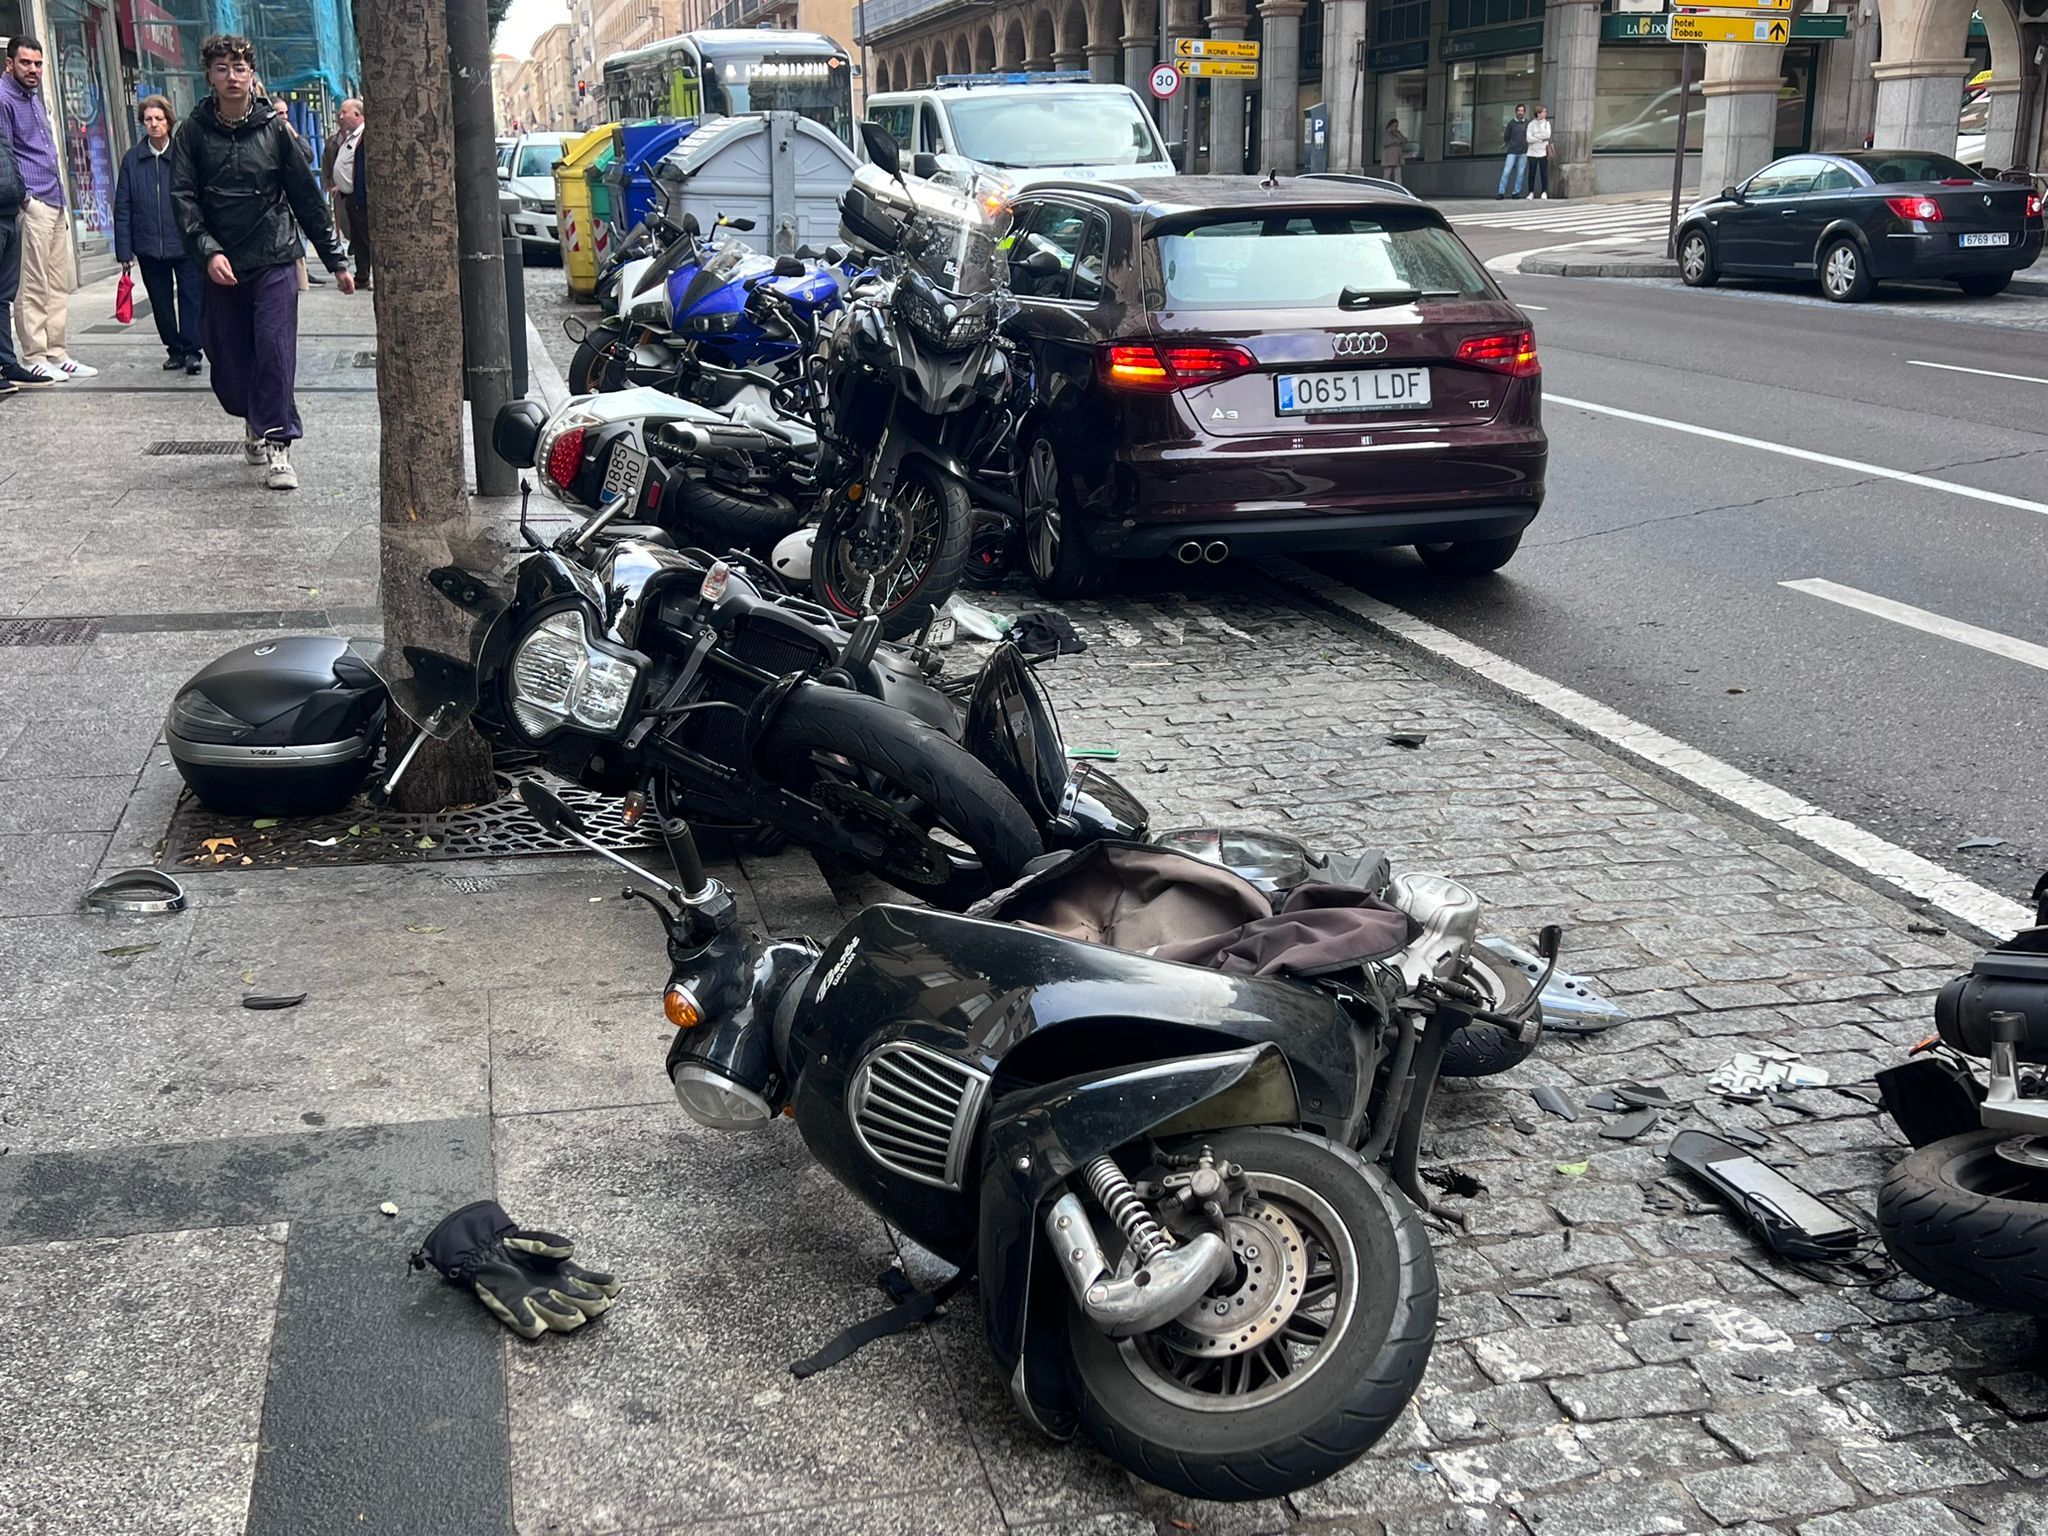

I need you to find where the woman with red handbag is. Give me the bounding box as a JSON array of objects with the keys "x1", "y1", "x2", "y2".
[{"x1": 114, "y1": 94, "x2": 203, "y2": 374}]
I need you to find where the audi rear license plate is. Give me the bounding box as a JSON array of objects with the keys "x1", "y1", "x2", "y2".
[
  {"x1": 1276, "y1": 368, "x2": 1431, "y2": 415},
  {"x1": 1958, "y1": 232, "x2": 2011, "y2": 248},
  {"x1": 602, "y1": 442, "x2": 648, "y2": 503}
]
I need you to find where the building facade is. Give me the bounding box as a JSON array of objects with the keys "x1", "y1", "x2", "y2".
[
  {"x1": 2, "y1": 0, "x2": 360, "y2": 279},
  {"x1": 857, "y1": 0, "x2": 2046, "y2": 198},
  {"x1": 533, "y1": 20, "x2": 575, "y2": 127}
]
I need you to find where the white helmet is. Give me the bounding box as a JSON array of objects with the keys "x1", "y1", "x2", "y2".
[{"x1": 772, "y1": 526, "x2": 815, "y2": 582}]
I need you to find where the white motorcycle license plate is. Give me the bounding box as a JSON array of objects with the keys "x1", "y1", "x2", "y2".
[
  {"x1": 1958, "y1": 232, "x2": 2011, "y2": 248},
  {"x1": 1276, "y1": 368, "x2": 1432, "y2": 415},
  {"x1": 602, "y1": 442, "x2": 647, "y2": 504}
]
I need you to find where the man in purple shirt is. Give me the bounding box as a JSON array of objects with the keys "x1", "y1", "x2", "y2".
[{"x1": 0, "y1": 36, "x2": 93, "y2": 379}]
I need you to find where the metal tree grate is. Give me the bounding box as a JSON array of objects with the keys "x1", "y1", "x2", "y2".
[
  {"x1": 0, "y1": 616, "x2": 101, "y2": 647},
  {"x1": 143, "y1": 440, "x2": 246, "y2": 457},
  {"x1": 163, "y1": 763, "x2": 664, "y2": 871}
]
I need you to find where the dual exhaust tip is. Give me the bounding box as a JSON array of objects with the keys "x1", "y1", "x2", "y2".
[{"x1": 1173, "y1": 540, "x2": 1230, "y2": 566}]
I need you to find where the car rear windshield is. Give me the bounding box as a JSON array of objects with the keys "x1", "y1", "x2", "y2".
[
  {"x1": 1847, "y1": 151, "x2": 1975, "y2": 183},
  {"x1": 1147, "y1": 210, "x2": 1493, "y2": 310},
  {"x1": 946, "y1": 93, "x2": 1163, "y2": 169}
]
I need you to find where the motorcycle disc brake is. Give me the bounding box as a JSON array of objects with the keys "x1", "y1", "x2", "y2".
[
  {"x1": 1151, "y1": 1200, "x2": 1310, "y2": 1358},
  {"x1": 812, "y1": 781, "x2": 951, "y2": 886}
]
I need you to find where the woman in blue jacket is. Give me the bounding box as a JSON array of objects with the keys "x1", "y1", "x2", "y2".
[{"x1": 115, "y1": 95, "x2": 202, "y2": 373}]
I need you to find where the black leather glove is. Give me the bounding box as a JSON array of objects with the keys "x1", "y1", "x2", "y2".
[{"x1": 412, "y1": 1200, "x2": 621, "y2": 1338}]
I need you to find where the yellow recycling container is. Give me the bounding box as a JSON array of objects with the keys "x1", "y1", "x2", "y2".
[{"x1": 555, "y1": 125, "x2": 619, "y2": 301}]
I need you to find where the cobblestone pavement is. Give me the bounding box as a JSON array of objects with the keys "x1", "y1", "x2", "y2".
[{"x1": 0, "y1": 274, "x2": 2039, "y2": 1536}]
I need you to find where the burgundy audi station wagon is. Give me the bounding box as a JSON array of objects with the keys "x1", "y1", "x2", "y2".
[{"x1": 1001, "y1": 175, "x2": 1546, "y2": 596}]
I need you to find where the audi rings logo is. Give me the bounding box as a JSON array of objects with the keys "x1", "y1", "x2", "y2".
[{"x1": 1334, "y1": 332, "x2": 1390, "y2": 358}]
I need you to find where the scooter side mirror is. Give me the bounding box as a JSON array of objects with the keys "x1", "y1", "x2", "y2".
[
  {"x1": 859, "y1": 120, "x2": 903, "y2": 182},
  {"x1": 520, "y1": 780, "x2": 589, "y2": 839},
  {"x1": 1538, "y1": 923, "x2": 1563, "y2": 962}
]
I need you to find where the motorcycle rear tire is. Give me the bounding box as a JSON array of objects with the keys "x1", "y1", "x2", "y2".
[
  {"x1": 759, "y1": 685, "x2": 1041, "y2": 909},
  {"x1": 1877, "y1": 1130, "x2": 2048, "y2": 1314},
  {"x1": 811, "y1": 463, "x2": 972, "y2": 641},
  {"x1": 1064, "y1": 1127, "x2": 1436, "y2": 1501},
  {"x1": 569, "y1": 319, "x2": 631, "y2": 394},
  {"x1": 1439, "y1": 950, "x2": 1541, "y2": 1079},
  {"x1": 672, "y1": 472, "x2": 801, "y2": 549}
]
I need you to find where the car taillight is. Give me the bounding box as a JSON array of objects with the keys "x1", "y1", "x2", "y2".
[
  {"x1": 1455, "y1": 330, "x2": 1540, "y2": 378},
  {"x1": 1885, "y1": 195, "x2": 1943, "y2": 222},
  {"x1": 1097, "y1": 341, "x2": 1257, "y2": 393},
  {"x1": 544, "y1": 425, "x2": 587, "y2": 489},
  {"x1": 2028, "y1": 193, "x2": 2043, "y2": 219}
]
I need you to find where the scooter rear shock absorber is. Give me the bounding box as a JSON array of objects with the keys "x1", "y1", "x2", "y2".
[{"x1": 1083, "y1": 1155, "x2": 1175, "y2": 1265}]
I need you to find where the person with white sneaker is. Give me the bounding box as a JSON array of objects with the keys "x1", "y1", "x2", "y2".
[
  {"x1": 0, "y1": 35, "x2": 94, "y2": 381},
  {"x1": 170, "y1": 33, "x2": 353, "y2": 492},
  {"x1": 1525, "y1": 106, "x2": 1553, "y2": 200}
]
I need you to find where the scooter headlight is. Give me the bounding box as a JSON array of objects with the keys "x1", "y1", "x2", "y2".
[
  {"x1": 507, "y1": 609, "x2": 642, "y2": 738},
  {"x1": 673, "y1": 1064, "x2": 774, "y2": 1130}
]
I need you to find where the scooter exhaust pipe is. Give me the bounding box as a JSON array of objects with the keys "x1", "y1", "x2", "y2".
[
  {"x1": 1203, "y1": 540, "x2": 1230, "y2": 565},
  {"x1": 1173, "y1": 540, "x2": 1203, "y2": 565},
  {"x1": 1044, "y1": 1192, "x2": 1231, "y2": 1338}
]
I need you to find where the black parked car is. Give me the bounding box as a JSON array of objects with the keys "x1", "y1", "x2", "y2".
[{"x1": 1676, "y1": 150, "x2": 2043, "y2": 302}]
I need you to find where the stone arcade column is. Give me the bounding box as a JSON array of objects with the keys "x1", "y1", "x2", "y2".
[
  {"x1": 1125, "y1": 33, "x2": 1158, "y2": 99},
  {"x1": 1206, "y1": 0, "x2": 1249, "y2": 174},
  {"x1": 1869, "y1": 0, "x2": 1974, "y2": 153},
  {"x1": 1088, "y1": 44, "x2": 1120, "y2": 81},
  {"x1": 1319, "y1": 0, "x2": 1368, "y2": 172},
  {"x1": 1257, "y1": 0, "x2": 1306, "y2": 175},
  {"x1": 1700, "y1": 43, "x2": 1785, "y2": 195},
  {"x1": 1544, "y1": 0, "x2": 1601, "y2": 198}
]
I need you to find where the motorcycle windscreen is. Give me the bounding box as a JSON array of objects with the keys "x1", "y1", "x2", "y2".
[
  {"x1": 963, "y1": 644, "x2": 1067, "y2": 824},
  {"x1": 346, "y1": 568, "x2": 507, "y2": 739}
]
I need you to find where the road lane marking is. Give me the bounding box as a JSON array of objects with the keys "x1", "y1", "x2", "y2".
[
  {"x1": 1783, "y1": 578, "x2": 2048, "y2": 673},
  {"x1": 1268, "y1": 560, "x2": 2031, "y2": 939},
  {"x1": 1907, "y1": 359, "x2": 2048, "y2": 386},
  {"x1": 1518, "y1": 304, "x2": 1549, "y2": 311},
  {"x1": 1547, "y1": 394, "x2": 2048, "y2": 520}
]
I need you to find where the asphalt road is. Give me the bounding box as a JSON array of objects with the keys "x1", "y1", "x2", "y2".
[{"x1": 1331, "y1": 268, "x2": 2048, "y2": 905}]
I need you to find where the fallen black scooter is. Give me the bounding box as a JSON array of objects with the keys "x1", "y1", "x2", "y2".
[
  {"x1": 1876, "y1": 876, "x2": 2048, "y2": 1314},
  {"x1": 513, "y1": 779, "x2": 1565, "y2": 1500}
]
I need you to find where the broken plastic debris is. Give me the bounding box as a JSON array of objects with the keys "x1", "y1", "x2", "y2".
[
  {"x1": 379, "y1": 1202, "x2": 399, "y2": 1217},
  {"x1": 1600, "y1": 1108, "x2": 1663, "y2": 1141},
  {"x1": 1531, "y1": 1086, "x2": 1577, "y2": 1122},
  {"x1": 1708, "y1": 1051, "x2": 1829, "y2": 1100},
  {"x1": 943, "y1": 594, "x2": 1010, "y2": 641},
  {"x1": 1386, "y1": 732, "x2": 1427, "y2": 749},
  {"x1": 243, "y1": 993, "x2": 307, "y2": 1011},
  {"x1": 1955, "y1": 836, "x2": 2006, "y2": 852}
]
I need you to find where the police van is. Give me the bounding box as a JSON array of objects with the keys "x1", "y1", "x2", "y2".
[{"x1": 861, "y1": 72, "x2": 1176, "y2": 188}]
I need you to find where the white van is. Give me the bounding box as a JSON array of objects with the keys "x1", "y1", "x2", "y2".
[{"x1": 862, "y1": 79, "x2": 1175, "y2": 188}]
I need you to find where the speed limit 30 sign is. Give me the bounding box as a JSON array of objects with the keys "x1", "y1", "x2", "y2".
[{"x1": 1148, "y1": 62, "x2": 1181, "y2": 98}]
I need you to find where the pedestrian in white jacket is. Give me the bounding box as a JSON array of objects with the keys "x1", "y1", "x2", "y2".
[{"x1": 1526, "y1": 106, "x2": 1553, "y2": 199}]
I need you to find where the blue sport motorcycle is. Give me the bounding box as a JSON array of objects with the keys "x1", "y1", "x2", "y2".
[{"x1": 570, "y1": 212, "x2": 859, "y2": 405}]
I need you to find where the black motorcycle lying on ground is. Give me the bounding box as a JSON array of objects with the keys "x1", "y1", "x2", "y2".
[
  {"x1": 491, "y1": 764, "x2": 1566, "y2": 1500},
  {"x1": 1877, "y1": 877, "x2": 2048, "y2": 1313}
]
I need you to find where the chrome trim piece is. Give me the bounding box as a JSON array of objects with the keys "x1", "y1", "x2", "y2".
[
  {"x1": 83, "y1": 868, "x2": 189, "y2": 914},
  {"x1": 168, "y1": 736, "x2": 375, "y2": 768},
  {"x1": 847, "y1": 1041, "x2": 990, "y2": 1191}
]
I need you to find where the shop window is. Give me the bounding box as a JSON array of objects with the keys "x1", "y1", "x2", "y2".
[
  {"x1": 1444, "y1": 49, "x2": 1541, "y2": 157},
  {"x1": 1591, "y1": 44, "x2": 1690, "y2": 153},
  {"x1": 1378, "y1": 69, "x2": 1427, "y2": 164}
]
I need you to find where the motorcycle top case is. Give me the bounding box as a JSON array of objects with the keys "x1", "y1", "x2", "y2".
[{"x1": 166, "y1": 636, "x2": 386, "y2": 817}]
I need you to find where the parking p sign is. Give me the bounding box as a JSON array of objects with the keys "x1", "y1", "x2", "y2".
[{"x1": 1149, "y1": 62, "x2": 1181, "y2": 98}]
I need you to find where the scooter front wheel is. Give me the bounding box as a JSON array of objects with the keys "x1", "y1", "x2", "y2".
[
  {"x1": 1064, "y1": 1127, "x2": 1436, "y2": 1501},
  {"x1": 1878, "y1": 1130, "x2": 2048, "y2": 1314}
]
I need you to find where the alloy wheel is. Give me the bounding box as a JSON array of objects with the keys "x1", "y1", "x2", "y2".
[
  {"x1": 1680, "y1": 235, "x2": 1706, "y2": 282},
  {"x1": 1824, "y1": 245, "x2": 1858, "y2": 298},
  {"x1": 1023, "y1": 438, "x2": 1062, "y2": 582}
]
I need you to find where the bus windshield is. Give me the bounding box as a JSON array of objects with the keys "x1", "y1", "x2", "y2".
[{"x1": 695, "y1": 44, "x2": 853, "y2": 144}]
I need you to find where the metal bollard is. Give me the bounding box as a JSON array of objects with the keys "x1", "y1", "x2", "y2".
[{"x1": 501, "y1": 234, "x2": 530, "y2": 399}]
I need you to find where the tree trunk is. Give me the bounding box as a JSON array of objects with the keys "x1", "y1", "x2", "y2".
[{"x1": 359, "y1": 0, "x2": 497, "y2": 812}]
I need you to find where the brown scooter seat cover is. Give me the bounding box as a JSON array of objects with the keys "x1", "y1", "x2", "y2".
[{"x1": 971, "y1": 842, "x2": 1416, "y2": 979}]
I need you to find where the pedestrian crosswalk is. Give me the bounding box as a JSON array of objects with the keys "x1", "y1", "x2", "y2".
[{"x1": 1444, "y1": 196, "x2": 1673, "y2": 240}]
